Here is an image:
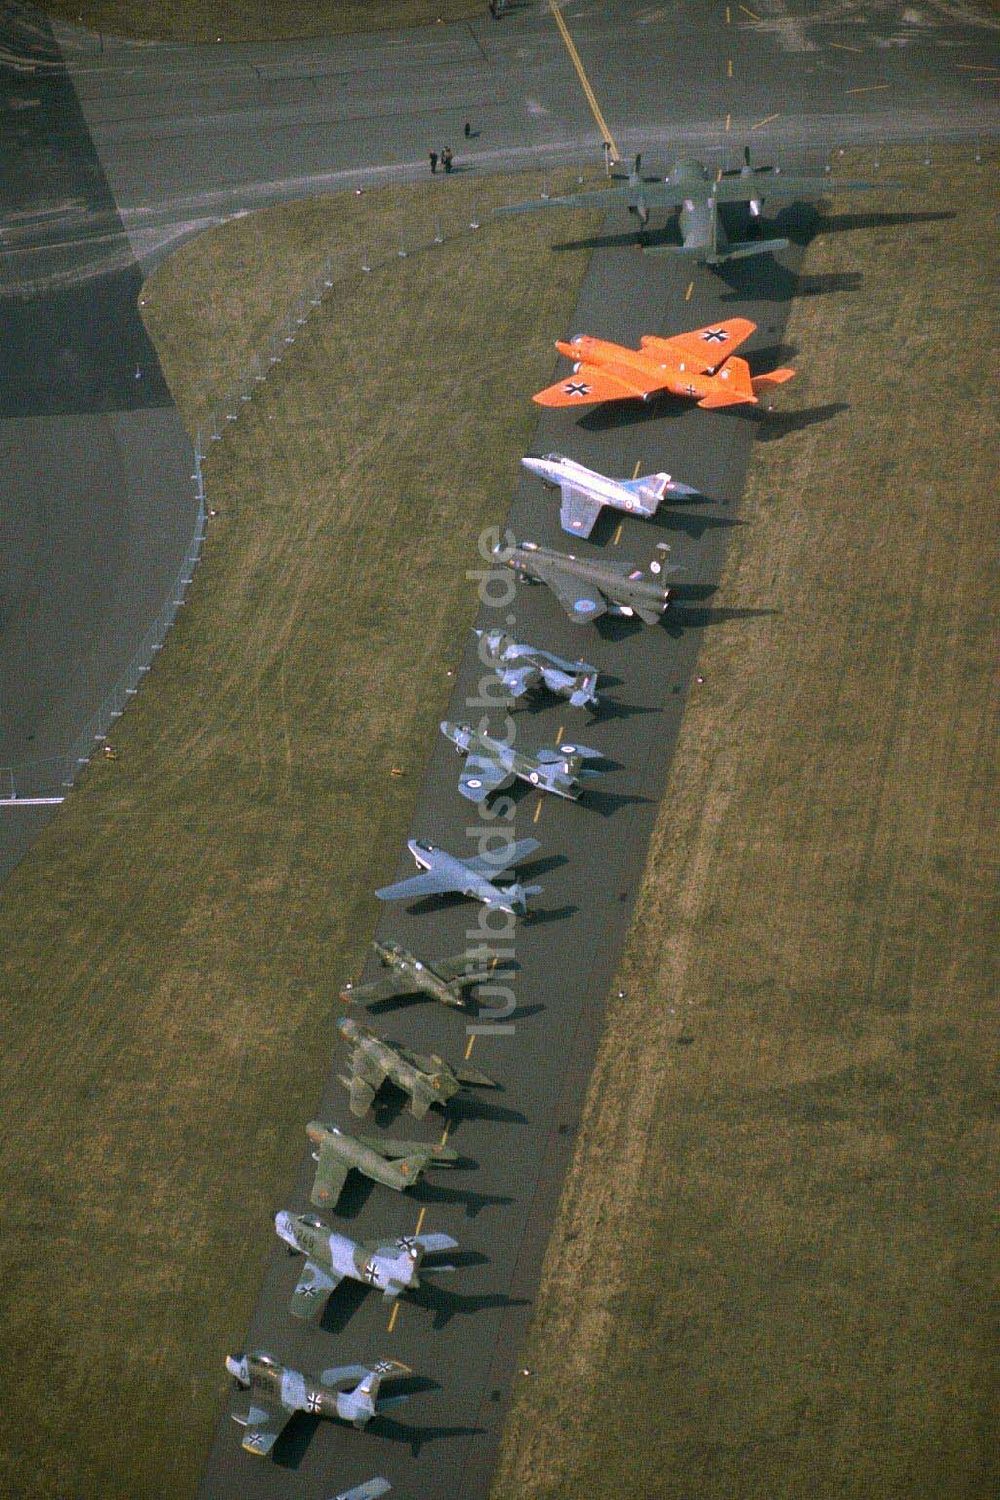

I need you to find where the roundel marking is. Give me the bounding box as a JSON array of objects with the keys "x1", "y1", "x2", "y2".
[
  {"x1": 575, "y1": 597, "x2": 598, "y2": 613},
  {"x1": 467, "y1": 778, "x2": 483, "y2": 789},
  {"x1": 650, "y1": 560, "x2": 662, "y2": 575}
]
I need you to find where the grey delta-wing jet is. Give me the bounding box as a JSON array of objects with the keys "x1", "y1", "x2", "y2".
[
  {"x1": 341, "y1": 937, "x2": 492, "y2": 1010},
  {"x1": 441, "y1": 719, "x2": 604, "y2": 803},
  {"x1": 475, "y1": 628, "x2": 599, "y2": 710},
  {"x1": 335, "y1": 1014, "x2": 497, "y2": 1119},
  {"x1": 305, "y1": 1120, "x2": 459, "y2": 1208},
  {"x1": 494, "y1": 537, "x2": 674, "y2": 625},
  {"x1": 497, "y1": 148, "x2": 893, "y2": 265},
  {"x1": 376, "y1": 836, "x2": 542, "y2": 917},
  {"x1": 522, "y1": 453, "x2": 699, "y2": 538},
  {"x1": 275, "y1": 1209, "x2": 457, "y2": 1317},
  {"x1": 226, "y1": 1350, "x2": 412, "y2": 1454}
]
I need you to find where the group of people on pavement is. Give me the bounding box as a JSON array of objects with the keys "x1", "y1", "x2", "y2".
[{"x1": 429, "y1": 147, "x2": 454, "y2": 174}]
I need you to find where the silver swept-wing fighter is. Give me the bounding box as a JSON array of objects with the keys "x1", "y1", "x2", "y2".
[
  {"x1": 226, "y1": 1351, "x2": 412, "y2": 1454},
  {"x1": 376, "y1": 836, "x2": 542, "y2": 917},
  {"x1": 475, "y1": 628, "x2": 599, "y2": 709},
  {"x1": 522, "y1": 453, "x2": 699, "y2": 538},
  {"x1": 275, "y1": 1210, "x2": 457, "y2": 1317}
]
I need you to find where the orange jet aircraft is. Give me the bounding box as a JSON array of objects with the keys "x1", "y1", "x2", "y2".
[{"x1": 533, "y1": 317, "x2": 795, "y2": 410}]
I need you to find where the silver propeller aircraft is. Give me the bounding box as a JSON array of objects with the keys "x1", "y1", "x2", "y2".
[
  {"x1": 376, "y1": 836, "x2": 542, "y2": 917},
  {"x1": 335, "y1": 1014, "x2": 497, "y2": 1118},
  {"x1": 305, "y1": 1120, "x2": 459, "y2": 1208},
  {"x1": 441, "y1": 719, "x2": 604, "y2": 803},
  {"x1": 493, "y1": 537, "x2": 674, "y2": 625},
  {"x1": 275, "y1": 1209, "x2": 458, "y2": 1317},
  {"x1": 475, "y1": 627, "x2": 599, "y2": 709},
  {"x1": 226, "y1": 1350, "x2": 412, "y2": 1454},
  {"x1": 341, "y1": 937, "x2": 492, "y2": 1010},
  {"x1": 498, "y1": 148, "x2": 890, "y2": 264},
  {"x1": 522, "y1": 453, "x2": 698, "y2": 538}
]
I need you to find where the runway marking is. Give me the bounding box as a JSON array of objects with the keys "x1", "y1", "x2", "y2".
[
  {"x1": 739, "y1": 3, "x2": 761, "y2": 17},
  {"x1": 829, "y1": 41, "x2": 862, "y2": 53},
  {"x1": 532, "y1": 796, "x2": 543, "y2": 823},
  {"x1": 845, "y1": 83, "x2": 890, "y2": 94},
  {"x1": 685, "y1": 279, "x2": 694, "y2": 301},
  {"x1": 632, "y1": 460, "x2": 642, "y2": 479},
  {"x1": 727, "y1": 57, "x2": 733, "y2": 78},
  {"x1": 548, "y1": 0, "x2": 620, "y2": 161},
  {"x1": 414, "y1": 1206, "x2": 427, "y2": 1235},
  {"x1": 751, "y1": 113, "x2": 780, "y2": 129},
  {"x1": 439, "y1": 1120, "x2": 451, "y2": 1147},
  {"x1": 386, "y1": 1302, "x2": 401, "y2": 1333},
  {"x1": 725, "y1": 4, "x2": 730, "y2": 22},
  {"x1": 955, "y1": 63, "x2": 1000, "y2": 72},
  {"x1": 725, "y1": 111, "x2": 731, "y2": 132},
  {"x1": 611, "y1": 521, "x2": 624, "y2": 546},
  {"x1": 555, "y1": 725, "x2": 565, "y2": 743},
  {"x1": 464, "y1": 1033, "x2": 476, "y2": 1060}
]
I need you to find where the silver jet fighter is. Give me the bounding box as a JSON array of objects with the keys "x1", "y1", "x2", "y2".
[
  {"x1": 275, "y1": 1209, "x2": 458, "y2": 1317},
  {"x1": 493, "y1": 537, "x2": 673, "y2": 626},
  {"x1": 331, "y1": 1482, "x2": 391, "y2": 1500},
  {"x1": 522, "y1": 453, "x2": 699, "y2": 539},
  {"x1": 376, "y1": 836, "x2": 542, "y2": 917},
  {"x1": 441, "y1": 719, "x2": 604, "y2": 803},
  {"x1": 226, "y1": 1350, "x2": 411, "y2": 1455},
  {"x1": 475, "y1": 627, "x2": 599, "y2": 710},
  {"x1": 335, "y1": 1013, "x2": 497, "y2": 1118},
  {"x1": 341, "y1": 937, "x2": 491, "y2": 1010}
]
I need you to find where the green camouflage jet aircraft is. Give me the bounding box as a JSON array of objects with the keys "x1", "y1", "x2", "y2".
[
  {"x1": 497, "y1": 147, "x2": 892, "y2": 264},
  {"x1": 335, "y1": 1014, "x2": 496, "y2": 1119},
  {"x1": 275, "y1": 1209, "x2": 457, "y2": 1317},
  {"x1": 226, "y1": 1350, "x2": 412, "y2": 1455},
  {"x1": 340, "y1": 937, "x2": 492, "y2": 1010},
  {"x1": 493, "y1": 536, "x2": 675, "y2": 625},
  {"x1": 305, "y1": 1120, "x2": 459, "y2": 1208}
]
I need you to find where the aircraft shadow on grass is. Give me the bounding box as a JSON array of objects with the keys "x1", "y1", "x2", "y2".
[
  {"x1": 749, "y1": 402, "x2": 849, "y2": 440},
  {"x1": 661, "y1": 604, "x2": 781, "y2": 637}
]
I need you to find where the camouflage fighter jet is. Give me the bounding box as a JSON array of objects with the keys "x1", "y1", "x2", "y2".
[
  {"x1": 522, "y1": 453, "x2": 699, "y2": 538},
  {"x1": 441, "y1": 719, "x2": 604, "y2": 803},
  {"x1": 493, "y1": 537, "x2": 674, "y2": 625},
  {"x1": 305, "y1": 1120, "x2": 459, "y2": 1208},
  {"x1": 475, "y1": 627, "x2": 599, "y2": 710},
  {"x1": 225, "y1": 1350, "x2": 412, "y2": 1455},
  {"x1": 275, "y1": 1209, "x2": 458, "y2": 1317},
  {"x1": 340, "y1": 937, "x2": 491, "y2": 1011},
  {"x1": 498, "y1": 148, "x2": 892, "y2": 264},
  {"x1": 376, "y1": 836, "x2": 543, "y2": 917},
  {"x1": 335, "y1": 1014, "x2": 496, "y2": 1118}
]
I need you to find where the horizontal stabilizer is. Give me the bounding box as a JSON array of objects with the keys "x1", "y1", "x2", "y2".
[
  {"x1": 355, "y1": 1133, "x2": 459, "y2": 1160},
  {"x1": 707, "y1": 236, "x2": 789, "y2": 263},
  {"x1": 752, "y1": 367, "x2": 796, "y2": 392},
  {"x1": 456, "y1": 1062, "x2": 498, "y2": 1087}
]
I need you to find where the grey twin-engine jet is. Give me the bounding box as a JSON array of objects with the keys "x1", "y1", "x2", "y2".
[
  {"x1": 498, "y1": 148, "x2": 890, "y2": 264},
  {"x1": 475, "y1": 628, "x2": 599, "y2": 710},
  {"x1": 522, "y1": 453, "x2": 698, "y2": 538},
  {"x1": 226, "y1": 1350, "x2": 411, "y2": 1454},
  {"x1": 376, "y1": 836, "x2": 542, "y2": 917},
  {"x1": 441, "y1": 719, "x2": 604, "y2": 803},
  {"x1": 493, "y1": 537, "x2": 674, "y2": 625},
  {"x1": 275, "y1": 1209, "x2": 457, "y2": 1317},
  {"x1": 341, "y1": 938, "x2": 491, "y2": 1010}
]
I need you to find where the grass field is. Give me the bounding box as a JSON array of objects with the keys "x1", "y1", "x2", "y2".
[
  {"x1": 492, "y1": 146, "x2": 1000, "y2": 1500},
  {"x1": 0, "y1": 174, "x2": 596, "y2": 1499},
  {"x1": 42, "y1": 0, "x2": 480, "y2": 44}
]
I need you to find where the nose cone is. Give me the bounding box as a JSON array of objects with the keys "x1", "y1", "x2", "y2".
[
  {"x1": 274, "y1": 1210, "x2": 296, "y2": 1246},
  {"x1": 520, "y1": 455, "x2": 550, "y2": 479},
  {"x1": 226, "y1": 1353, "x2": 249, "y2": 1385},
  {"x1": 337, "y1": 1016, "x2": 359, "y2": 1042},
  {"x1": 306, "y1": 1120, "x2": 326, "y2": 1145}
]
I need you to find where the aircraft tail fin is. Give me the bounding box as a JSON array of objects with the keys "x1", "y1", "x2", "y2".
[
  {"x1": 568, "y1": 671, "x2": 599, "y2": 709},
  {"x1": 698, "y1": 355, "x2": 755, "y2": 408},
  {"x1": 706, "y1": 235, "x2": 789, "y2": 264}
]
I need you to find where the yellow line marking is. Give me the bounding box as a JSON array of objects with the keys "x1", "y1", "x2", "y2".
[
  {"x1": 611, "y1": 521, "x2": 623, "y2": 546},
  {"x1": 715, "y1": 165, "x2": 723, "y2": 182},
  {"x1": 532, "y1": 796, "x2": 543, "y2": 823},
  {"x1": 829, "y1": 41, "x2": 862, "y2": 52},
  {"x1": 725, "y1": 4, "x2": 730, "y2": 21},
  {"x1": 387, "y1": 1301, "x2": 400, "y2": 1333},
  {"x1": 414, "y1": 1206, "x2": 426, "y2": 1235},
  {"x1": 751, "y1": 112, "x2": 780, "y2": 129},
  {"x1": 727, "y1": 57, "x2": 733, "y2": 78},
  {"x1": 631, "y1": 459, "x2": 642, "y2": 479},
  {"x1": 725, "y1": 111, "x2": 731, "y2": 132},
  {"x1": 548, "y1": 1, "x2": 620, "y2": 160},
  {"x1": 464, "y1": 1033, "x2": 476, "y2": 1060},
  {"x1": 439, "y1": 1120, "x2": 451, "y2": 1147},
  {"x1": 845, "y1": 83, "x2": 890, "y2": 93},
  {"x1": 956, "y1": 63, "x2": 1000, "y2": 71},
  {"x1": 684, "y1": 279, "x2": 694, "y2": 302},
  {"x1": 739, "y1": 3, "x2": 760, "y2": 17},
  {"x1": 555, "y1": 725, "x2": 564, "y2": 744}
]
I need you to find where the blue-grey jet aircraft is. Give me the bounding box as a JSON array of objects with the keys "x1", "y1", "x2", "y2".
[
  {"x1": 441, "y1": 719, "x2": 604, "y2": 803},
  {"x1": 475, "y1": 628, "x2": 599, "y2": 709},
  {"x1": 376, "y1": 836, "x2": 542, "y2": 917}
]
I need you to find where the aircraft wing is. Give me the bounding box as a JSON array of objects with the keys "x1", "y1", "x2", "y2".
[
  {"x1": 496, "y1": 185, "x2": 627, "y2": 215},
  {"x1": 376, "y1": 869, "x2": 457, "y2": 902},
  {"x1": 642, "y1": 317, "x2": 756, "y2": 370},
  {"x1": 543, "y1": 566, "x2": 609, "y2": 624},
  {"x1": 238, "y1": 1401, "x2": 292, "y2": 1457},
  {"x1": 466, "y1": 836, "x2": 541, "y2": 876},
  {"x1": 434, "y1": 950, "x2": 490, "y2": 983},
  {"x1": 715, "y1": 172, "x2": 883, "y2": 202},
  {"x1": 459, "y1": 751, "x2": 512, "y2": 804},
  {"x1": 343, "y1": 972, "x2": 413, "y2": 1004},
  {"x1": 349, "y1": 1073, "x2": 379, "y2": 1116},
  {"x1": 498, "y1": 662, "x2": 541, "y2": 698},
  {"x1": 559, "y1": 484, "x2": 605, "y2": 538},
  {"x1": 290, "y1": 1257, "x2": 343, "y2": 1319},
  {"x1": 534, "y1": 361, "x2": 662, "y2": 407},
  {"x1": 311, "y1": 1139, "x2": 351, "y2": 1208}
]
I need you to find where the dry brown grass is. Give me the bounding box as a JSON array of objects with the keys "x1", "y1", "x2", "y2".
[
  {"x1": 0, "y1": 174, "x2": 596, "y2": 1500},
  {"x1": 492, "y1": 146, "x2": 1000, "y2": 1500}
]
